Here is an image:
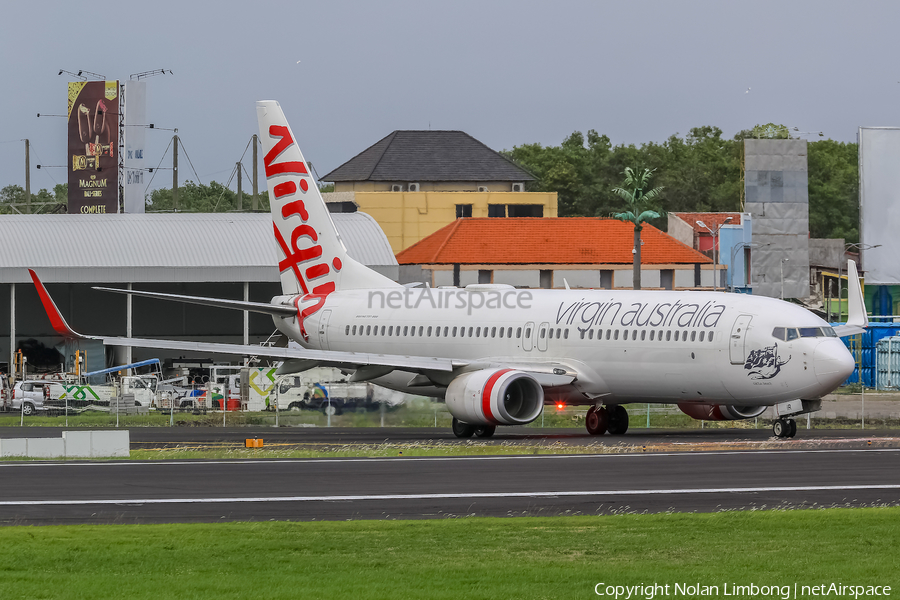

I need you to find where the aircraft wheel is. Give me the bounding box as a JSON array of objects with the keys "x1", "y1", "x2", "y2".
[
  {"x1": 452, "y1": 418, "x2": 476, "y2": 438},
  {"x1": 773, "y1": 418, "x2": 787, "y2": 438},
  {"x1": 585, "y1": 406, "x2": 609, "y2": 435},
  {"x1": 474, "y1": 425, "x2": 496, "y2": 438},
  {"x1": 607, "y1": 405, "x2": 629, "y2": 435},
  {"x1": 787, "y1": 418, "x2": 797, "y2": 438}
]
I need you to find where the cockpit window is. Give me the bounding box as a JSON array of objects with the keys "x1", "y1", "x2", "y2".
[{"x1": 773, "y1": 326, "x2": 838, "y2": 340}]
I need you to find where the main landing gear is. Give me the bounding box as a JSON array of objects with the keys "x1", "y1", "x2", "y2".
[
  {"x1": 772, "y1": 418, "x2": 797, "y2": 439},
  {"x1": 451, "y1": 418, "x2": 496, "y2": 439},
  {"x1": 585, "y1": 405, "x2": 628, "y2": 436}
]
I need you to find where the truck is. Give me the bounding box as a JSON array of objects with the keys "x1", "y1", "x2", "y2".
[{"x1": 273, "y1": 367, "x2": 375, "y2": 414}]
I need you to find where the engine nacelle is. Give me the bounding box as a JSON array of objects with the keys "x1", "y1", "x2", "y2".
[
  {"x1": 445, "y1": 369, "x2": 544, "y2": 426},
  {"x1": 678, "y1": 403, "x2": 767, "y2": 421}
]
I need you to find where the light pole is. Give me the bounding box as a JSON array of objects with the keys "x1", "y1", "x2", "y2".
[
  {"x1": 781, "y1": 258, "x2": 789, "y2": 300},
  {"x1": 696, "y1": 217, "x2": 732, "y2": 292}
]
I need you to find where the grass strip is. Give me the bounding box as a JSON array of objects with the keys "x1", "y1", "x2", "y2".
[{"x1": 0, "y1": 509, "x2": 897, "y2": 599}]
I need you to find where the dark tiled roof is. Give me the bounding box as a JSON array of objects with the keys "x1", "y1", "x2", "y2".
[{"x1": 322, "y1": 131, "x2": 534, "y2": 182}]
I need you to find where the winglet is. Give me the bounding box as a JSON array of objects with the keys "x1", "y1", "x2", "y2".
[
  {"x1": 845, "y1": 259, "x2": 868, "y2": 330},
  {"x1": 834, "y1": 259, "x2": 868, "y2": 338},
  {"x1": 28, "y1": 269, "x2": 84, "y2": 339}
]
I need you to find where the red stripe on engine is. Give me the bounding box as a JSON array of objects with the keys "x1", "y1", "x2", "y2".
[{"x1": 481, "y1": 369, "x2": 513, "y2": 425}]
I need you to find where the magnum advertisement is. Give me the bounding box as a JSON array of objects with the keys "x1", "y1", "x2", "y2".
[{"x1": 67, "y1": 81, "x2": 119, "y2": 213}]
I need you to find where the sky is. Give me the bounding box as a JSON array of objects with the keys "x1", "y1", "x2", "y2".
[{"x1": 1, "y1": 0, "x2": 898, "y2": 196}]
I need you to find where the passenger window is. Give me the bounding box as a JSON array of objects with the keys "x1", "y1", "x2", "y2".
[
  {"x1": 641, "y1": 330, "x2": 646, "y2": 341},
  {"x1": 427, "y1": 326, "x2": 433, "y2": 336},
  {"x1": 666, "y1": 330, "x2": 671, "y2": 341},
  {"x1": 524, "y1": 328, "x2": 530, "y2": 338},
  {"x1": 606, "y1": 329, "x2": 611, "y2": 340},
  {"x1": 786, "y1": 328, "x2": 799, "y2": 341},
  {"x1": 564, "y1": 329, "x2": 569, "y2": 339},
  {"x1": 345, "y1": 325, "x2": 350, "y2": 335},
  {"x1": 500, "y1": 328, "x2": 505, "y2": 338},
  {"x1": 468, "y1": 327, "x2": 474, "y2": 337},
  {"x1": 699, "y1": 331, "x2": 705, "y2": 342},
  {"x1": 507, "y1": 327, "x2": 513, "y2": 338},
  {"x1": 708, "y1": 331, "x2": 714, "y2": 342},
  {"x1": 403, "y1": 326, "x2": 408, "y2": 336},
  {"x1": 381, "y1": 326, "x2": 386, "y2": 335},
  {"x1": 691, "y1": 331, "x2": 696, "y2": 342},
  {"x1": 589, "y1": 329, "x2": 594, "y2": 340},
  {"x1": 491, "y1": 327, "x2": 497, "y2": 338},
  {"x1": 540, "y1": 328, "x2": 546, "y2": 339},
  {"x1": 632, "y1": 330, "x2": 637, "y2": 340},
  {"x1": 548, "y1": 329, "x2": 554, "y2": 339},
  {"x1": 444, "y1": 327, "x2": 449, "y2": 337},
  {"x1": 516, "y1": 327, "x2": 522, "y2": 338},
  {"x1": 419, "y1": 326, "x2": 424, "y2": 336},
  {"x1": 452, "y1": 326, "x2": 457, "y2": 337},
  {"x1": 614, "y1": 330, "x2": 619, "y2": 340},
  {"x1": 674, "y1": 331, "x2": 679, "y2": 341},
  {"x1": 557, "y1": 328, "x2": 562, "y2": 338},
  {"x1": 435, "y1": 327, "x2": 440, "y2": 337},
  {"x1": 352, "y1": 325, "x2": 357, "y2": 335},
  {"x1": 476, "y1": 328, "x2": 481, "y2": 338},
  {"x1": 772, "y1": 327, "x2": 786, "y2": 341},
  {"x1": 650, "y1": 330, "x2": 655, "y2": 341},
  {"x1": 366, "y1": 325, "x2": 371, "y2": 335}
]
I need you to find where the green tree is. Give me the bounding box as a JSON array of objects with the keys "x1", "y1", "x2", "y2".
[
  {"x1": 807, "y1": 140, "x2": 859, "y2": 243},
  {"x1": 146, "y1": 181, "x2": 269, "y2": 212},
  {"x1": 612, "y1": 167, "x2": 664, "y2": 290}
]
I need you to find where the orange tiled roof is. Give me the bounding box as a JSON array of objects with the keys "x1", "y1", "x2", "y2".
[
  {"x1": 673, "y1": 212, "x2": 742, "y2": 233},
  {"x1": 396, "y1": 218, "x2": 712, "y2": 265}
]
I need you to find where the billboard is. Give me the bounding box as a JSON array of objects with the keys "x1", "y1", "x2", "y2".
[
  {"x1": 123, "y1": 80, "x2": 146, "y2": 213},
  {"x1": 67, "y1": 81, "x2": 119, "y2": 214},
  {"x1": 859, "y1": 127, "x2": 900, "y2": 285}
]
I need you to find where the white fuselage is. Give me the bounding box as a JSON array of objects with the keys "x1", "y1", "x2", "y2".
[{"x1": 271, "y1": 285, "x2": 855, "y2": 408}]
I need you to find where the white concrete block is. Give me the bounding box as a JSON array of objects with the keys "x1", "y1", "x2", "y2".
[
  {"x1": 0, "y1": 438, "x2": 27, "y2": 458},
  {"x1": 91, "y1": 430, "x2": 130, "y2": 458},
  {"x1": 63, "y1": 431, "x2": 93, "y2": 458},
  {"x1": 26, "y1": 438, "x2": 66, "y2": 459}
]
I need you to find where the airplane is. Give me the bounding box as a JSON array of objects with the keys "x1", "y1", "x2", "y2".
[{"x1": 29, "y1": 100, "x2": 865, "y2": 440}]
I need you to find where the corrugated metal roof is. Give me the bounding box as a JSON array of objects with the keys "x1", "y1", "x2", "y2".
[{"x1": 0, "y1": 213, "x2": 396, "y2": 283}]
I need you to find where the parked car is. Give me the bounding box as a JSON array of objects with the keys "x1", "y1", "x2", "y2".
[
  {"x1": 6, "y1": 380, "x2": 65, "y2": 416},
  {"x1": 0, "y1": 374, "x2": 10, "y2": 411}
]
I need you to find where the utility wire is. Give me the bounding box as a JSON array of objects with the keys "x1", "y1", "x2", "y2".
[
  {"x1": 177, "y1": 139, "x2": 203, "y2": 185},
  {"x1": 144, "y1": 136, "x2": 174, "y2": 195}
]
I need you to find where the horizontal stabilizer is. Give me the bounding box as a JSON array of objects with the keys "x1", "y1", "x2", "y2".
[{"x1": 93, "y1": 287, "x2": 297, "y2": 318}]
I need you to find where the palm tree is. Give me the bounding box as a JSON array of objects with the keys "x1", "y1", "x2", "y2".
[{"x1": 612, "y1": 167, "x2": 664, "y2": 290}]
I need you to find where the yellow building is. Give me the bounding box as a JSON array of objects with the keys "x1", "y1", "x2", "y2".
[{"x1": 321, "y1": 130, "x2": 557, "y2": 254}]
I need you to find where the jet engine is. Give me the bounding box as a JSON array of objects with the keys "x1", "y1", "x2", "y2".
[
  {"x1": 678, "y1": 403, "x2": 767, "y2": 421},
  {"x1": 445, "y1": 368, "x2": 544, "y2": 426}
]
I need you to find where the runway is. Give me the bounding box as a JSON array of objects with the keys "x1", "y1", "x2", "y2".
[{"x1": 1, "y1": 443, "x2": 899, "y2": 525}]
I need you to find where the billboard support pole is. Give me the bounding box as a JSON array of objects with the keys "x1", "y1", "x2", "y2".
[
  {"x1": 24, "y1": 139, "x2": 31, "y2": 214},
  {"x1": 172, "y1": 134, "x2": 179, "y2": 211}
]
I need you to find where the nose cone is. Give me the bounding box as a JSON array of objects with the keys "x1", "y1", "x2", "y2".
[{"x1": 814, "y1": 341, "x2": 855, "y2": 391}]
